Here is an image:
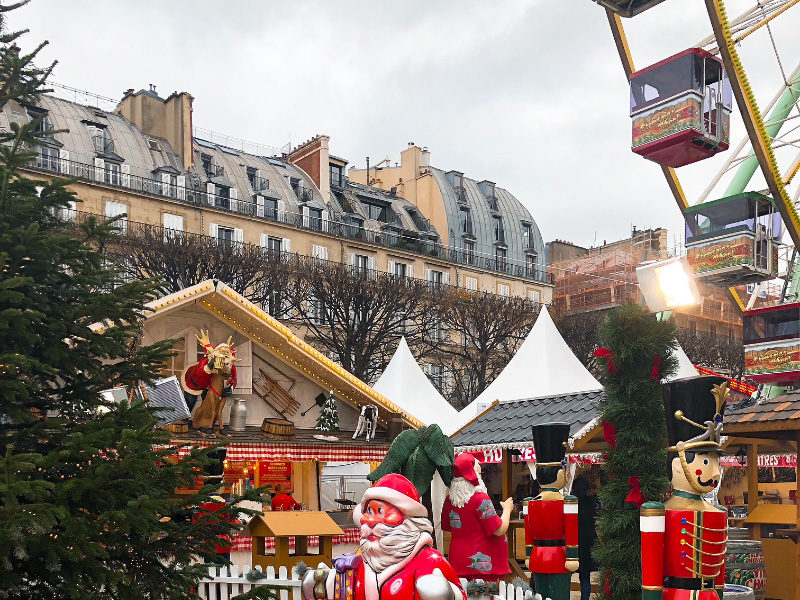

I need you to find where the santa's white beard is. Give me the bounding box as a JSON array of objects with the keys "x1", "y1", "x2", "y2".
[
  {"x1": 360, "y1": 516, "x2": 433, "y2": 573},
  {"x1": 448, "y1": 474, "x2": 487, "y2": 508}
]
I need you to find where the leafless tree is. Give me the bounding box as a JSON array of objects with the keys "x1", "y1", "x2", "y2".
[
  {"x1": 552, "y1": 309, "x2": 606, "y2": 375},
  {"x1": 436, "y1": 290, "x2": 539, "y2": 408},
  {"x1": 287, "y1": 259, "x2": 438, "y2": 382},
  {"x1": 112, "y1": 223, "x2": 291, "y2": 306},
  {"x1": 676, "y1": 329, "x2": 745, "y2": 380}
]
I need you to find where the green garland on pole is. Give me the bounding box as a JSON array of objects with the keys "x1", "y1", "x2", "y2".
[{"x1": 593, "y1": 302, "x2": 678, "y2": 600}]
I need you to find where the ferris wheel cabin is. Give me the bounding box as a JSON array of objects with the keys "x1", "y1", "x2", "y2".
[
  {"x1": 684, "y1": 192, "x2": 783, "y2": 286},
  {"x1": 631, "y1": 48, "x2": 732, "y2": 167},
  {"x1": 743, "y1": 302, "x2": 800, "y2": 385},
  {"x1": 592, "y1": 0, "x2": 666, "y2": 17}
]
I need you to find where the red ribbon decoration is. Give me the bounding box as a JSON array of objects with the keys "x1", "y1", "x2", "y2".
[
  {"x1": 650, "y1": 353, "x2": 662, "y2": 381},
  {"x1": 602, "y1": 421, "x2": 617, "y2": 450},
  {"x1": 625, "y1": 475, "x2": 645, "y2": 508},
  {"x1": 594, "y1": 347, "x2": 619, "y2": 374}
]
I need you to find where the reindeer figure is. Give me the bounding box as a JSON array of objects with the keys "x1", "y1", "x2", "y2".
[{"x1": 181, "y1": 329, "x2": 239, "y2": 438}]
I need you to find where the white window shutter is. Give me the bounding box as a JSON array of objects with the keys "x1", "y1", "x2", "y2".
[
  {"x1": 388, "y1": 260, "x2": 395, "y2": 276},
  {"x1": 425, "y1": 268, "x2": 433, "y2": 281},
  {"x1": 277, "y1": 200, "x2": 286, "y2": 220},
  {"x1": 442, "y1": 272, "x2": 450, "y2": 285},
  {"x1": 282, "y1": 237, "x2": 291, "y2": 252},
  {"x1": 209, "y1": 223, "x2": 219, "y2": 239},
  {"x1": 349, "y1": 253, "x2": 356, "y2": 266},
  {"x1": 206, "y1": 182, "x2": 215, "y2": 206},
  {"x1": 176, "y1": 175, "x2": 186, "y2": 200},
  {"x1": 256, "y1": 195, "x2": 265, "y2": 218},
  {"x1": 407, "y1": 263, "x2": 414, "y2": 279},
  {"x1": 121, "y1": 163, "x2": 131, "y2": 187},
  {"x1": 105, "y1": 201, "x2": 127, "y2": 233},
  {"x1": 498, "y1": 284, "x2": 510, "y2": 297},
  {"x1": 302, "y1": 206, "x2": 309, "y2": 228},
  {"x1": 229, "y1": 187, "x2": 238, "y2": 212},
  {"x1": 229, "y1": 187, "x2": 238, "y2": 199},
  {"x1": 368, "y1": 256, "x2": 376, "y2": 271},
  {"x1": 259, "y1": 233, "x2": 268, "y2": 248},
  {"x1": 58, "y1": 149, "x2": 70, "y2": 175},
  {"x1": 94, "y1": 157, "x2": 105, "y2": 182},
  {"x1": 233, "y1": 228, "x2": 244, "y2": 246},
  {"x1": 322, "y1": 209, "x2": 330, "y2": 233}
]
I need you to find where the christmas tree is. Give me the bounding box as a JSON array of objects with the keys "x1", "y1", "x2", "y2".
[
  {"x1": 0, "y1": 5, "x2": 263, "y2": 598},
  {"x1": 315, "y1": 390, "x2": 340, "y2": 431},
  {"x1": 593, "y1": 303, "x2": 678, "y2": 600}
]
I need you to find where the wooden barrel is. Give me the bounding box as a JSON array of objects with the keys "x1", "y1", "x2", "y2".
[
  {"x1": 261, "y1": 418, "x2": 295, "y2": 440},
  {"x1": 162, "y1": 421, "x2": 189, "y2": 435},
  {"x1": 724, "y1": 584, "x2": 755, "y2": 600},
  {"x1": 725, "y1": 529, "x2": 766, "y2": 600}
]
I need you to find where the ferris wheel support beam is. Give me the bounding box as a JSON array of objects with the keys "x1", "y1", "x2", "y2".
[
  {"x1": 606, "y1": 8, "x2": 745, "y2": 313},
  {"x1": 705, "y1": 0, "x2": 800, "y2": 252}
]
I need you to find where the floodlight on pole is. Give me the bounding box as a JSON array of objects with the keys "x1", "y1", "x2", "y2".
[{"x1": 636, "y1": 257, "x2": 700, "y2": 313}]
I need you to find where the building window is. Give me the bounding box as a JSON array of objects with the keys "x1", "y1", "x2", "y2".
[
  {"x1": 363, "y1": 201, "x2": 388, "y2": 222},
  {"x1": 215, "y1": 185, "x2": 230, "y2": 209},
  {"x1": 308, "y1": 207, "x2": 323, "y2": 231},
  {"x1": 163, "y1": 213, "x2": 184, "y2": 240},
  {"x1": 263, "y1": 197, "x2": 278, "y2": 219},
  {"x1": 463, "y1": 240, "x2": 475, "y2": 264},
  {"x1": 201, "y1": 153, "x2": 212, "y2": 174},
  {"x1": 393, "y1": 262, "x2": 407, "y2": 278},
  {"x1": 496, "y1": 247, "x2": 507, "y2": 272},
  {"x1": 247, "y1": 166, "x2": 257, "y2": 188},
  {"x1": 265, "y1": 237, "x2": 282, "y2": 253},
  {"x1": 105, "y1": 201, "x2": 127, "y2": 234},
  {"x1": 460, "y1": 208, "x2": 473, "y2": 235},
  {"x1": 330, "y1": 163, "x2": 343, "y2": 187},
  {"x1": 107, "y1": 162, "x2": 121, "y2": 186},
  {"x1": 263, "y1": 290, "x2": 286, "y2": 319},
  {"x1": 39, "y1": 145, "x2": 58, "y2": 171},
  {"x1": 309, "y1": 295, "x2": 326, "y2": 325},
  {"x1": 453, "y1": 173, "x2": 463, "y2": 189},
  {"x1": 87, "y1": 124, "x2": 114, "y2": 155},
  {"x1": 526, "y1": 254, "x2": 537, "y2": 276},
  {"x1": 465, "y1": 276, "x2": 478, "y2": 292},
  {"x1": 217, "y1": 225, "x2": 234, "y2": 248},
  {"x1": 427, "y1": 269, "x2": 444, "y2": 286},
  {"x1": 493, "y1": 217, "x2": 505, "y2": 243},
  {"x1": 522, "y1": 223, "x2": 533, "y2": 249},
  {"x1": 354, "y1": 254, "x2": 368, "y2": 271},
  {"x1": 498, "y1": 283, "x2": 510, "y2": 297},
  {"x1": 528, "y1": 289, "x2": 541, "y2": 304}
]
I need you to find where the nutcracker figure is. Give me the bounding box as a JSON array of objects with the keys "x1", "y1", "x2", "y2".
[
  {"x1": 525, "y1": 422, "x2": 578, "y2": 600},
  {"x1": 640, "y1": 376, "x2": 730, "y2": 600}
]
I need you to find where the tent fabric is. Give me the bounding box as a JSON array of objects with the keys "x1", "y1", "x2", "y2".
[
  {"x1": 667, "y1": 343, "x2": 701, "y2": 381},
  {"x1": 449, "y1": 307, "x2": 600, "y2": 434},
  {"x1": 372, "y1": 337, "x2": 459, "y2": 427}
]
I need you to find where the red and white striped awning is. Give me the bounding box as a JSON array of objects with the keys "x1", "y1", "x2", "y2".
[{"x1": 157, "y1": 441, "x2": 388, "y2": 463}]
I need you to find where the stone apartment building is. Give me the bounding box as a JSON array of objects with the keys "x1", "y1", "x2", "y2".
[
  {"x1": 8, "y1": 85, "x2": 553, "y2": 306},
  {"x1": 547, "y1": 228, "x2": 743, "y2": 338}
]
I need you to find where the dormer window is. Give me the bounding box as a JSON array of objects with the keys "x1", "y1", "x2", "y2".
[
  {"x1": 493, "y1": 216, "x2": 505, "y2": 243},
  {"x1": 201, "y1": 153, "x2": 212, "y2": 174},
  {"x1": 363, "y1": 201, "x2": 388, "y2": 222},
  {"x1": 27, "y1": 108, "x2": 54, "y2": 139},
  {"x1": 86, "y1": 123, "x2": 114, "y2": 155},
  {"x1": 460, "y1": 208, "x2": 473, "y2": 236},
  {"x1": 522, "y1": 223, "x2": 534, "y2": 250},
  {"x1": 247, "y1": 166, "x2": 268, "y2": 191},
  {"x1": 329, "y1": 163, "x2": 343, "y2": 187}
]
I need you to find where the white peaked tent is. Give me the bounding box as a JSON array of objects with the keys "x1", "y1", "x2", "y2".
[
  {"x1": 446, "y1": 306, "x2": 601, "y2": 435},
  {"x1": 666, "y1": 343, "x2": 701, "y2": 381},
  {"x1": 372, "y1": 337, "x2": 459, "y2": 427}
]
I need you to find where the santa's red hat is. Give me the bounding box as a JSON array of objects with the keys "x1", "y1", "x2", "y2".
[
  {"x1": 453, "y1": 453, "x2": 479, "y2": 486},
  {"x1": 354, "y1": 474, "x2": 427, "y2": 521}
]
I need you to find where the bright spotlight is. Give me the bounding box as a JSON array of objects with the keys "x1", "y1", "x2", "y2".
[{"x1": 636, "y1": 257, "x2": 700, "y2": 313}]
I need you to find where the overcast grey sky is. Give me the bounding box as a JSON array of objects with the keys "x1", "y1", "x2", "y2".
[{"x1": 12, "y1": 1, "x2": 800, "y2": 248}]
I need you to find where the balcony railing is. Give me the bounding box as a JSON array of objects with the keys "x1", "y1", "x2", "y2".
[
  {"x1": 26, "y1": 152, "x2": 553, "y2": 284},
  {"x1": 92, "y1": 135, "x2": 115, "y2": 155},
  {"x1": 295, "y1": 187, "x2": 312, "y2": 202}
]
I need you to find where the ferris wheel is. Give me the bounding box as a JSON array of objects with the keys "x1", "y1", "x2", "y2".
[{"x1": 592, "y1": 0, "x2": 800, "y2": 391}]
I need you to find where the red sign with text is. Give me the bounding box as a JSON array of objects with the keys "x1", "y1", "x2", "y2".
[{"x1": 257, "y1": 460, "x2": 293, "y2": 491}]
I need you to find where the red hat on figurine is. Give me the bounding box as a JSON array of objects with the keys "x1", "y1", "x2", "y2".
[
  {"x1": 354, "y1": 473, "x2": 427, "y2": 520},
  {"x1": 453, "y1": 452, "x2": 480, "y2": 486}
]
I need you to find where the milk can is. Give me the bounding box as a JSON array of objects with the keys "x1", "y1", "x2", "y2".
[{"x1": 228, "y1": 396, "x2": 247, "y2": 432}]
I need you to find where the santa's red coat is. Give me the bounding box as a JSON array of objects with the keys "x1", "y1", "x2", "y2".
[
  {"x1": 352, "y1": 535, "x2": 466, "y2": 600},
  {"x1": 183, "y1": 356, "x2": 237, "y2": 394}
]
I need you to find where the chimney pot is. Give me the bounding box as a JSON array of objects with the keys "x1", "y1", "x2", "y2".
[{"x1": 149, "y1": 83, "x2": 156, "y2": 92}]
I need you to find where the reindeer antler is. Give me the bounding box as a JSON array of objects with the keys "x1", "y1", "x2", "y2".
[{"x1": 196, "y1": 329, "x2": 212, "y2": 349}]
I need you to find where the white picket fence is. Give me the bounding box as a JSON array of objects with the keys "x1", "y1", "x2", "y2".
[
  {"x1": 197, "y1": 565, "x2": 537, "y2": 600},
  {"x1": 198, "y1": 565, "x2": 302, "y2": 600}
]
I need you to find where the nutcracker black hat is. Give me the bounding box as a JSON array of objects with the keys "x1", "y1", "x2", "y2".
[
  {"x1": 532, "y1": 422, "x2": 570, "y2": 466},
  {"x1": 662, "y1": 375, "x2": 729, "y2": 454}
]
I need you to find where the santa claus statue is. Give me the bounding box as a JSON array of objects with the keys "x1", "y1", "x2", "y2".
[
  {"x1": 302, "y1": 474, "x2": 466, "y2": 600},
  {"x1": 441, "y1": 453, "x2": 512, "y2": 582}
]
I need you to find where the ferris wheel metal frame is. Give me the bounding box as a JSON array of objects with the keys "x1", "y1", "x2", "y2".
[{"x1": 601, "y1": 0, "x2": 800, "y2": 313}]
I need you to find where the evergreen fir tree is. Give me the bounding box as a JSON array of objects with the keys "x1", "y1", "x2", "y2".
[
  {"x1": 315, "y1": 391, "x2": 339, "y2": 431},
  {"x1": 0, "y1": 5, "x2": 264, "y2": 598},
  {"x1": 593, "y1": 302, "x2": 678, "y2": 600}
]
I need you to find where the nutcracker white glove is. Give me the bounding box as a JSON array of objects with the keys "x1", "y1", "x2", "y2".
[{"x1": 416, "y1": 568, "x2": 457, "y2": 600}]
